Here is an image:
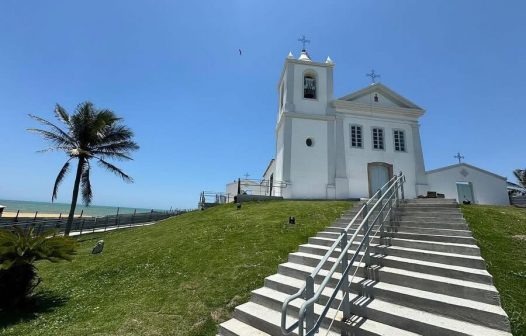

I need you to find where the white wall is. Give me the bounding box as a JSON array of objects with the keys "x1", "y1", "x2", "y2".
[
  {"x1": 352, "y1": 92, "x2": 399, "y2": 108},
  {"x1": 426, "y1": 165, "x2": 509, "y2": 205},
  {"x1": 289, "y1": 118, "x2": 329, "y2": 198},
  {"x1": 342, "y1": 115, "x2": 419, "y2": 199}
]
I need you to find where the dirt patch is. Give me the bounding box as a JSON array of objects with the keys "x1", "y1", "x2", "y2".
[{"x1": 512, "y1": 235, "x2": 526, "y2": 241}]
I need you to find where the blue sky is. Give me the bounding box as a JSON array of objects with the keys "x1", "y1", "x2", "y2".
[{"x1": 0, "y1": 1, "x2": 525, "y2": 209}]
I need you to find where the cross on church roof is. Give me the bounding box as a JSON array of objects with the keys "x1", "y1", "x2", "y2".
[
  {"x1": 366, "y1": 69, "x2": 381, "y2": 84},
  {"x1": 454, "y1": 152, "x2": 465, "y2": 163},
  {"x1": 298, "y1": 35, "x2": 310, "y2": 51},
  {"x1": 243, "y1": 173, "x2": 250, "y2": 180}
]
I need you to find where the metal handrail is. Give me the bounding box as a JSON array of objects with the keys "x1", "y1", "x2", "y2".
[{"x1": 281, "y1": 173, "x2": 406, "y2": 336}]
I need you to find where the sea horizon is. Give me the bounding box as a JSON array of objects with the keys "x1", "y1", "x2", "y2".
[{"x1": 0, "y1": 199, "x2": 166, "y2": 217}]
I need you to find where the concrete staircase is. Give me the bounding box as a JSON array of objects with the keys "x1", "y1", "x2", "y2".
[{"x1": 219, "y1": 199, "x2": 512, "y2": 336}]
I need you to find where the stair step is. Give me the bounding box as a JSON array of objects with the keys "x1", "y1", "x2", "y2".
[
  {"x1": 391, "y1": 237, "x2": 481, "y2": 255},
  {"x1": 299, "y1": 243, "x2": 487, "y2": 269},
  {"x1": 398, "y1": 220, "x2": 469, "y2": 229},
  {"x1": 264, "y1": 273, "x2": 511, "y2": 336},
  {"x1": 219, "y1": 318, "x2": 271, "y2": 336},
  {"x1": 352, "y1": 295, "x2": 512, "y2": 336},
  {"x1": 287, "y1": 251, "x2": 493, "y2": 288},
  {"x1": 233, "y1": 301, "x2": 341, "y2": 336},
  {"x1": 375, "y1": 245, "x2": 486, "y2": 269},
  {"x1": 316, "y1": 230, "x2": 476, "y2": 244},
  {"x1": 389, "y1": 232, "x2": 476, "y2": 244},
  {"x1": 274, "y1": 263, "x2": 509, "y2": 331},
  {"x1": 245, "y1": 288, "x2": 419, "y2": 336}
]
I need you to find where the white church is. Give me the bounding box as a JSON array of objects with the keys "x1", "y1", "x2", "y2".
[{"x1": 230, "y1": 47, "x2": 509, "y2": 205}]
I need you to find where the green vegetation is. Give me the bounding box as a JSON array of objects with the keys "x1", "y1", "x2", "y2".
[
  {"x1": 0, "y1": 200, "x2": 351, "y2": 336},
  {"x1": 0, "y1": 227, "x2": 77, "y2": 308},
  {"x1": 462, "y1": 205, "x2": 526, "y2": 336},
  {"x1": 28, "y1": 102, "x2": 139, "y2": 235}
]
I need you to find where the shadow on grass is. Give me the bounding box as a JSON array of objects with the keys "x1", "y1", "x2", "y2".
[{"x1": 0, "y1": 290, "x2": 68, "y2": 328}]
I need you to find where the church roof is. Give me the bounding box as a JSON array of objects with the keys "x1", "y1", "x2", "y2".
[
  {"x1": 426, "y1": 163, "x2": 507, "y2": 180},
  {"x1": 338, "y1": 83, "x2": 423, "y2": 110}
]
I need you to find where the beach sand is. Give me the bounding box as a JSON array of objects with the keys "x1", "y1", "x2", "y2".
[{"x1": 2, "y1": 211, "x2": 87, "y2": 218}]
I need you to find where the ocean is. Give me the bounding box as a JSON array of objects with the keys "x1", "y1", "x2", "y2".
[{"x1": 0, "y1": 199, "x2": 163, "y2": 217}]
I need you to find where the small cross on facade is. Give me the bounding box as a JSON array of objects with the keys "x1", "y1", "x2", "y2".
[
  {"x1": 366, "y1": 69, "x2": 381, "y2": 84},
  {"x1": 454, "y1": 152, "x2": 465, "y2": 164},
  {"x1": 298, "y1": 35, "x2": 310, "y2": 51},
  {"x1": 243, "y1": 173, "x2": 250, "y2": 180}
]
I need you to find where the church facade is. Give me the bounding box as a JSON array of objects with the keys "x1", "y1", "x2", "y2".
[{"x1": 267, "y1": 50, "x2": 428, "y2": 200}]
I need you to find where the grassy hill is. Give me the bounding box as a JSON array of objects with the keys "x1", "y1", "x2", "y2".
[
  {"x1": 0, "y1": 200, "x2": 351, "y2": 336},
  {"x1": 462, "y1": 205, "x2": 526, "y2": 336}
]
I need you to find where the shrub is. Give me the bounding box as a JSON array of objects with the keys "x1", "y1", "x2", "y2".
[{"x1": 0, "y1": 227, "x2": 77, "y2": 308}]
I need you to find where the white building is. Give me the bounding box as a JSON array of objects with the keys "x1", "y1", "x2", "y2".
[
  {"x1": 257, "y1": 48, "x2": 509, "y2": 205},
  {"x1": 427, "y1": 163, "x2": 509, "y2": 205}
]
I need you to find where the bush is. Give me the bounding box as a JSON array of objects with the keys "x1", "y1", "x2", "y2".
[{"x1": 0, "y1": 227, "x2": 77, "y2": 308}]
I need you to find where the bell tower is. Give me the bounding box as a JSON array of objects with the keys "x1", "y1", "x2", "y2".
[{"x1": 274, "y1": 42, "x2": 343, "y2": 199}]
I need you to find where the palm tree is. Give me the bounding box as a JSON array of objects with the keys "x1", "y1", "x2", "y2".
[
  {"x1": 28, "y1": 102, "x2": 139, "y2": 236},
  {"x1": 513, "y1": 169, "x2": 526, "y2": 188}
]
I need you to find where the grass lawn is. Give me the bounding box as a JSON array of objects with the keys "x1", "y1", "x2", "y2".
[
  {"x1": 462, "y1": 205, "x2": 526, "y2": 336},
  {"x1": 0, "y1": 200, "x2": 351, "y2": 336}
]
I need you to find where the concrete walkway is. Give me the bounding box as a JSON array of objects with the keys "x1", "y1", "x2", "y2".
[{"x1": 68, "y1": 221, "x2": 158, "y2": 237}]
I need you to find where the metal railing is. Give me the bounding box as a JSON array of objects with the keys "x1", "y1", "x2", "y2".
[
  {"x1": 281, "y1": 173, "x2": 406, "y2": 336},
  {"x1": 0, "y1": 209, "x2": 183, "y2": 236}
]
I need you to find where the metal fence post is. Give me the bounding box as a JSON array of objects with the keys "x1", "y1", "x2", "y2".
[
  {"x1": 79, "y1": 218, "x2": 85, "y2": 236},
  {"x1": 378, "y1": 188, "x2": 386, "y2": 242},
  {"x1": 305, "y1": 275, "x2": 315, "y2": 335},
  {"x1": 115, "y1": 207, "x2": 120, "y2": 228},
  {"x1": 399, "y1": 172, "x2": 405, "y2": 200},
  {"x1": 362, "y1": 204, "x2": 371, "y2": 267},
  {"x1": 132, "y1": 209, "x2": 136, "y2": 224},
  {"x1": 93, "y1": 217, "x2": 97, "y2": 233},
  {"x1": 340, "y1": 231, "x2": 351, "y2": 320}
]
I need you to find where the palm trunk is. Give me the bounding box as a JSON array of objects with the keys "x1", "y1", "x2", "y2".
[{"x1": 64, "y1": 157, "x2": 84, "y2": 236}]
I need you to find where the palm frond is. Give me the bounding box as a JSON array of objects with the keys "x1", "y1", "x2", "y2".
[
  {"x1": 91, "y1": 150, "x2": 133, "y2": 161},
  {"x1": 97, "y1": 158, "x2": 133, "y2": 183},
  {"x1": 52, "y1": 160, "x2": 72, "y2": 201},
  {"x1": 27, "y1": 128, "x2": 74, "y2": 148},
  {"x1": 513, "y1": 169, "x2": 526, "y2": 188},
  {"x1": 80, "y1": 160, "x2": 92, "y2": 206},
  {"x1": 36, "y1": 146, "x2": 70, "y2": 153},
  {"x1": 97, "y1": 125, "x2": 136, "y2": 146},
  {"x1": 54, "y1": 104, "x2": 70, "y2": 125},
  {"x1": 28, "y1": 114, "x2": 75, "y2": 145},
  {"x1": 93, "y1": 140, "x2": 139, "y2": 153}
]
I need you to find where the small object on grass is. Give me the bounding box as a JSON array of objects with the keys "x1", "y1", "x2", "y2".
[
  {"x1": 289, "y1": 216, "x2": 296, "y2": 225},
  {"x1": 463, "y1": 200, "x2": 471, "y2": 205},
  {"x1": 236, "y1": 203, "x2": 242, "y2": 210},
  {"x1": 92, "y1": 240, "x2": 104, "y2": 254}
]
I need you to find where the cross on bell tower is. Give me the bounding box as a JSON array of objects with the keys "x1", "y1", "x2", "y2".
[
  {"x1": 298, "y1": 35, "x2": 310, "y2": 51},
  {"x1": 366, "y1": 69, "x2": 381, "y2": 84}
]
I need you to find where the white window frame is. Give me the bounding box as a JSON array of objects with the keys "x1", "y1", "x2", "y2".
[
  {"x1": 371, "y1": 127, "x2": 385, "y2": 150},
  {"x1": 350, "y1": 124, "x2": 363, "y2": 148},
  {"x1": 393, "y1": 129, "x2": 406, "y2": 152}
]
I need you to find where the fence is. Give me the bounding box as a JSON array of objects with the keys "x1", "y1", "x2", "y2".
[
  {"x1": 511, "y1": 196, "x2": 526, "y2": 207},
  {"x1": 0, "y1": 209, "x2": 182, "y2": 236}
]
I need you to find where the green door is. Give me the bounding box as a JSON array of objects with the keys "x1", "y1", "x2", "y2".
[
  {"x1": 370, "y1": 165, "x2": 390, "y2": 197},
  {"x1": 456, "y1": 182, "x2": 474, "y2": 203}
]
